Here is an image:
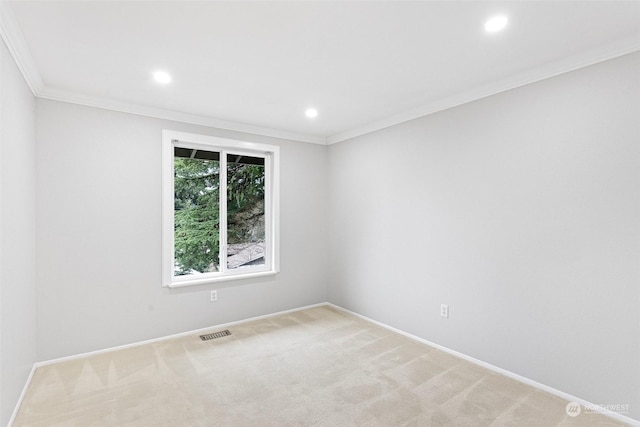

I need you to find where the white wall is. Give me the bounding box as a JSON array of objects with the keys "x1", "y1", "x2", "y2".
[
  {"x1": 0, "y1": 40, "x2": 37, "y2": 426},
  {"x1": 35, "y1": 99, "x2": 329, "y2": 361},
  {"x1": 328, "y1": 52, "x2": 640, "y2": 419}
]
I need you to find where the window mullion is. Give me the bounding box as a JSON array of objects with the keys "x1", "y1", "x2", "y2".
[
  {"x1": 219, "y1": 150, "x2": 228, "y2": 273},
  {"x1": 264, "y1": 153, "x2": 272, "y2": 270}
]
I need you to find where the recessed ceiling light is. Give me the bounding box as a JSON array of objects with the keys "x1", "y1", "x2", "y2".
[
  {"x1": 305, "y1": 108, "x2": 318, "y2": 118},
  {"x1": 153, "y1": 70, "x2": 172, "y2": 84},
  {"x1": 484, "y1": 15, "x2": 508, "y2": 33}
]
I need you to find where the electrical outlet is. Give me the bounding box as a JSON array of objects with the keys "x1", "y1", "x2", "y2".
[
  {"x1": 210, "y1": 290, "x2": 218, "y2": 302},
  {"x1": 440, "y1": 304, "x2": 449, "y2": 318}
]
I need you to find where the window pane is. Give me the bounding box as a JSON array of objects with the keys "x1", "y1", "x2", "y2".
[
  {"x1": 226, "y1": 154, "x2": 266, "y2": 270},
  {"x1": 173, "y1": 148, "x2": 220, "y2": 275}
]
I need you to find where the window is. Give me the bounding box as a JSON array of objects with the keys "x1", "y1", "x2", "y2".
[{"x1": 162, "y1": 130, "x2": 279, "y2": 287}]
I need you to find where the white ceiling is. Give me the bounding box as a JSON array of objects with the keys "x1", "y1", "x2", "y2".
[{"x1": 3, "y1": 0, "x2": 640, "y2": 144}]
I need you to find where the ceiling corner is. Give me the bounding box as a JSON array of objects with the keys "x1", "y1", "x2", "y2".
[{"x1": 0, "y1": 0, "x2": 44, "y2": 95}]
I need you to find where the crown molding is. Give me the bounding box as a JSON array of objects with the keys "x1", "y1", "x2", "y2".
[
  {"x1": 2, "y1": 0, "x2": 637, "y2": 147},
  {"x1": 0, "y1": 0, "x2": 43, "y2": 95},
  {"x1": 327, "y1": 36, "x2": 640, "y2": 145},
  {"x1": 37, "y1": 87, "x2": 327, "y2": 145},
  {"x1": 0, "y1": 0, "x2": 326, "y2": 145}
]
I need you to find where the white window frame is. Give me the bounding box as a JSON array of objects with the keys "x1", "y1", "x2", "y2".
[{"x1": 162, "y1": 130, "x2": 280, "y2": 288}]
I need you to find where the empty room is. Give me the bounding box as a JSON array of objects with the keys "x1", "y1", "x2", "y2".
[{"x1": 1, "y1": 0, "x2": 639, "y2": 426}]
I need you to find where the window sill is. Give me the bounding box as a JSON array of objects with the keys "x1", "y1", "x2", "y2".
[{"x1": 165, "y1": 270, "x2": 278, "y2": 288}]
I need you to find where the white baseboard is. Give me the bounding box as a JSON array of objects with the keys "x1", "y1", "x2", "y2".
[
  {"x1": 35, "y1": 302, "x2": 327, "y2": 368},
  {"x1": 11, "y1": 301, "x2": 639, "y2": 426},
  {"x1": 9, "y1": 302, "x2": 327, "y2": 425},
  {"x1": 327, "y1": 303, "x2": 639, "y2": 427},
  {"x1": 8, "y1": 364, "x2": 37, "y2": 427}
]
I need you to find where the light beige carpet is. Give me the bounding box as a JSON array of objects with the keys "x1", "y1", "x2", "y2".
[{"x1": 14, "y1": 305, "x2": 625, "y2": 426}]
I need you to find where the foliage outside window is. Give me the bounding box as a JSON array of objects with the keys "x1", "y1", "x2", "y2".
[{"x1": 162, "y1": 131, "x2": 279, "y2": 287}]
